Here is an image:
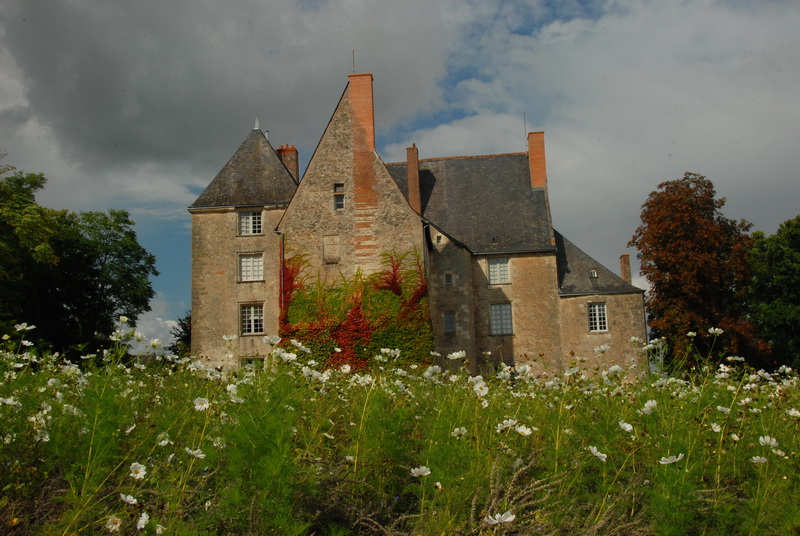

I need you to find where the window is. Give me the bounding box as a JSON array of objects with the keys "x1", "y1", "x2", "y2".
[
  {"x1": 436, "y1": 235, "x2": 443, "y2": 244},
  {"x1": 239, "y1": 253, "x2": 264, "y2": 281},
  {"x1": 490, "y1": 303, "x2": 513, "y2": 335},
  {"x1": 444, "y1": 273, "x2": 453, "y2": 286},
  {"x1": 589, "y1": 269, "x2": 598, "y2": 278},
  {"x1": 241, "y1": 304, "x2": 264, "y2": 335},
  {"x1": 238, "y1": 211, "x2": 262, "y2": 235},
  {"x1": 443, "y1": 313, "x2": 456, "y2": 333},
  {"x1": 589, "y1": 302, "x2": 608, "y2": 332},
  {"x1": 488, "y1": 258, "x2": 510, "y2": 284},
  {"x1": 333, "y1": 183, "x2": 345, "y2": 210}
]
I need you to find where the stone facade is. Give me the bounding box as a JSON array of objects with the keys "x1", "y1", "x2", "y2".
[{"x1": 189, "y1": 73, "x2": 647, "y2": 372}]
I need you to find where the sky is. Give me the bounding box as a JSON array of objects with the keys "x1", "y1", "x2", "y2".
[{"x1": 1, "y1": 0, "x2": 798, "y2": 346}]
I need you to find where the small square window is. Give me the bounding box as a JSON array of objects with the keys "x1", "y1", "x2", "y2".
[
  {"x1": 488, "y1": 258, "x2": 510, "y2": 284},
  {"x1": 589, "y1": 302, "x2": 608, "y2": 332},
  {"x1": 444, "y1": 273, "x2": 453, "y2": 286},
  {"x1": 490, "y1": 303, "x2": 513, "y2": 335},
  {"x1": 436, "y1": 235, "x2": 443, "y2": 244},
  {"x1": 239, "y1": 253, "x2": 264, "y2": 282},
  {"x1": 241, "y1": 304, "x2": 264, "y2": 335},
  {"x1": 589, "y1": 269, "x2": 598, "y2": 278},
  {"x1": 443, "y1": 313, "x2": 456, "y2": 333},
  {"x1": 238, "y1": 211, "x2": 262, "y2": 235}
]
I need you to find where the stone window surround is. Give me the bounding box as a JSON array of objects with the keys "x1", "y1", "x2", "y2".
[
  {"x1": 237, "y1": 210, "x2": 263, "y2": 236},
  {"x1": 488, "y1": 257, "x2": 510, "y2": 285},
  {"x1": 588, "y1": 302, "x2": 608, "y2": 333},
  {"x1": 238, "y1": 252, "x2": 264, "y2": 282},
  {"x1": 240, "y1": 303, "x2": 265, "y2": 335},
  {"x1": 489, "y1": 302, "x2": 513, "y2": 336}
]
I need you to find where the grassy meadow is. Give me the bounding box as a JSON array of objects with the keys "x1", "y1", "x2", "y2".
[{"x1": 1, "y1": 323, "x2": 799, "y2": 535}]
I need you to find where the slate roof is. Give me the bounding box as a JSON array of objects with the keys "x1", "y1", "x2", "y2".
[
  {"x1": 190, "y1": 129, "x2": 298, "y2": 209},
  {"x1": 386, "y1": 153, "x2": 555, "y2": 254},
  {"x1": 555, "y1": 231, "x2": 642, "y2": 296}
]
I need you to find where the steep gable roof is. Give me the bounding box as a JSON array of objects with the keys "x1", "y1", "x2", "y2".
[
  {"x1": 387, "y1": 153, "x2": 554, "y2": 254},
  {"x1": 555, "y1": 230, "x2": 642, "y2": 296},
  {"x1": 190, "y1": 129, "x2": 298, "y2": 209}
]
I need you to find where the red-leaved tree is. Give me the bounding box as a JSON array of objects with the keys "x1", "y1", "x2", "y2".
[{"x1": 629, "y1": 173, "x2": 765, "y2": 366}]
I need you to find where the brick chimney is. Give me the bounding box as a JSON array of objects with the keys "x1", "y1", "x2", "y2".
[
  {"x1": 620, "y1": 254, "x2": 632, "y2": 284},
  {"x1": 348, "y1": 73, "x2": 375, "y2": 152},
  {"x1": 276, "y1": 144, "x2": 299, "y2": 180},
  {"x1": 527, "y1": 131, "x2": 547, "y2": 188},
  {"x1": 406, "y1": 144, "x2": 421, "y2": 214}
]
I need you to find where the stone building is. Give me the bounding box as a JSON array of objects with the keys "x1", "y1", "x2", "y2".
[{"x1": 189, "y1": 73, "x2": 646, "y2": 371}]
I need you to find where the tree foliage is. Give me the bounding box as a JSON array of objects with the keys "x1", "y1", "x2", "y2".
[
  {"x1": 749, "y1": 215, "x2": 800, "y2": 367},
  {"x1": 0, "y1": 162, "x2": 158, "y2": 354},
  {"x1": 629, "y1": 172, "x2": 764, "y2": 365}
]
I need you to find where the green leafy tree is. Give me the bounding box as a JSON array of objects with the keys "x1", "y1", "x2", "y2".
[
  {"x1": 749, "y1": 215, "x2": 800, "y2": 367},
  {"x1": 168, "y1": 310, "x2": 192, "y2": 356},
  {"x1": 629, "y1": 173, "x2": 764, "y2": 366},
  {"x1": 0, "y1": 161, "x2": 158, "y2": 353}
]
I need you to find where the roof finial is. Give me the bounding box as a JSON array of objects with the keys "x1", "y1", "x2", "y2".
[{"x1": 254, "y1": 117, "x2": 260, "y2": 131}]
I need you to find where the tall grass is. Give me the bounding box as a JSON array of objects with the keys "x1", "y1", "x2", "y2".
[{"x1": 1, "y1": 324, "x2": 799, "y2": 535}]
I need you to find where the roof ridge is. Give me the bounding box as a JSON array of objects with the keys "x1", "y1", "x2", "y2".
[{"x1": 386, "y1": 151, "x2": 527, "y2": 166}]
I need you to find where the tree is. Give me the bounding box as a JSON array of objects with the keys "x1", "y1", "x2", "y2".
[
  {"x1": 749, "y1": 215, "x2": 800, "y2": 367},
  {"x1": 629, "y1": 173, "x2": 764, "y2": 366},
  {"x1": 168, "y1": 310, "x2": 191, "y2": 356},
  {"x1": 0, "y1": 163, "x2": 158, "y2": 353}
]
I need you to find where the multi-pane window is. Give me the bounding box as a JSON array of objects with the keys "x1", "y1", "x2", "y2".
[
  {"x1": 241, "y1": 304, "x2": 264, "y2": 335},
  {"x1": 588, "y1": 302, "x2": 608, "y2": 332},
  {"x1": 490, "y1": 303, "x2": 513, "y2": 335},
  {"x1": 443, "y1": 313, "x2": 456, "y2": 333},
  {"x1": 444, "y1": 273, "x2": 453, "y2": 286},
  {"x1": 488, "y1": 258, "x2": 510, "y2": 284},
  {"x1": 239, "y1": 253, "x2": 264, "y2": 281},
  {"x1": 238, "y1": 211, "x2": 262, "y2": 235},
  {"x1": 333, "y1": 183, "x2": 345, "y2": 210}
]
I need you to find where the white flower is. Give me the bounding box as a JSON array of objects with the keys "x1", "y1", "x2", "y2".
[
  {"x1": 618, "y1": 420, "x2": 633, "y2": 433},
  {"x1": 194, "y1": 397, "x2": 210, "y2": 411},
  {"x1": 642, "y1": 400, "x2": 657, "y2": 415},
  {"x1": 106, "y1": 515, "x2": 122, "y2": 532},
  {"x1": 14, "y1": 322, "x2": 36, "y2": 331},
  {"x1": 185, "y1": 447, "x2": 206, "y2": 459},
  {"x1": 708, "y1": 327, "x2": 724, "y2": 336},
  {"x1": 515, "y1": 424, "x2": 533, "y2": 436},
  {"x1": 588, "y1": 445, "x2": 607, "y2": 462},
  {"x1": 423, "y1": 365, "x2": 441, "y2": 379},
  {"x1": 120, "y1": 493, "x2": 138, "y2": 505},
  {"x1": 659, "y1": 453, "x2": 684, "y2": 465},
  {"x1": 263, "y1": 335, "x2": 281, "y2": 345},
  {"x1": 759, "y1": 435, "x2": 779, "y2": 448},
  {"x1": 410, "y1": 466, "x2": 431, "y2": 477},
  {"x1": 137, "y1": 511, "x2": 149, "y2": 530},
  {"x1": 447, "y1": 350, "x2": 466, "y2": 360},
  {"x1": 157, "y1": 432, "x2": 173, "y2": 447},
  {"x1": 730, "y1": 433, "x2": 740, "y2": 442},
  {"x1": 129, "y1": 462, "x2": 147, "y2": 479},
  {"x1": 118, "y1": 316, "x2": 129, "y2": 324},
  {"x1": 787, "y1": 408, "x2": 800, "y2": 418},
  {"x1": 594, "y1": 344, "x2": 610, "y2": 354},
  {"x1": 686, "y1": 331, "x2": 697, "y2": 337},
  {"x1": 710, "y1": 423, "x2": 721, "y2": 433},
  {"x1": 716, "y1": 406, "x2": 731, "y2": 414},
  {"x1": 340, "y1": 364, "x2": 351, "y2": 374},
  {"x1": 750, "y1": 456, "x2": 768, "y2": 464},
  {"x1": 451, "y1": 427, "x2": 468, "y2": 438},
  {"x1": 484, "y1": 510, "x2": 516, "y2": 525},
  {"x1": 495, "y1": 418, "x2": 517, "y2": 433},
  {"x1": 222, "y1": 334, "x2": 237, "y2": 341}
]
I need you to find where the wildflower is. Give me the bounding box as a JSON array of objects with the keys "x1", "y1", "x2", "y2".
[
  {"x1": 185, "y1": 447, "x2": 206, "y2": 459},
  {"x1": 118, "y1": 316, "x2": 129, "y2": 324},
  {"x1": 473, "y1": 383, "x2": 489, "y2": 397},
  {"x1": 423, "y1": 365, "x2": 441, "y2": 379},
  {"x1": 716, "y1": 405, "x2": 731, "y2": 414},
  {"x1": 194, "y1": 397, "x2": 210, "y2": 411},
  {"x1": 222, "y1": 334, "x2": 237, "y2": 342},
  {"x1": 447, "y1": 350, "x2": 466, "y2": 360},
  {"x1": 263, "y1": 335, "x2": 281, "y2": 345},
  {"x1": 750, "y1": 456, "x2": 768, "y2": 464},
  {"x1": 334, "y1": 347, "x2": 342, "y2": 353},
  {"x1": 485, "y1": 510, "x2": 516, "y2": 525},
  {"x1": 594, "y1": 344, "x2": 610, "y2": 354},
  {"x1": 125, "y1": 423, "x2": 136, "y2": 436},
  {"x1": 129, "y1": 462, "x2": 147, "y2": 479},
  {"x1": 340, "y1": 364, "x2": 351, "y2": 374},
  {"x1": 708, "y1": 327, "x2": 724, "y2": 336},
  {"x1": 156, "y1": 525, "x2": 166, "y2": 534},
  {"x1": 120, "y1": 493, "x2": 138, "y2": 505},
  {"x1": 496, "y1": 418, "x2": 518, "y2": 433},
  {"x1": 642, "y1": 400, "x2": 657, "y2": 415},
  {"x1": 686, "y1": 331, "x2": 697, "y2": 337},
  {"x1": 730, "y1": 433, "x2": 740, "y2": 442},
  {"x1": 435, "y1": 481, "x2": 444, "y2": 491},
  {"x1": 659, "y1": 453, "x2": 684, "y2": 465},
  {"x1": 451, "y1": 427, "x2": 468, "y2": 438},
  {"x1": 515, "y1": 424, "x2": 533, "y2": 436},
  {"x1": 619, "y1": 421, "x2": 633, "y2": 433},
  {"x1": 106, "y1": 515, "x2": 122, "y2": 532},
  {"x1": 157, "y1": 432, "x2": 173, "y2": 447},
  {"x1": 14, "y1": 322, "x2": 36, "y2": 331},
  {"x1": 410, "y1": 466, "x2": 431, "y2": 477},
  {"x1": 727, "y1": 355, "x2": 745, "y2": 362},
  {"x1": 710, "y1": 423, "x2": 721, "y2": 433},
  {"x1": 588, "y1": 445, "x2": 607, "y2": 462},
  {"x1": 772, "y1": 449, "x2": 786, "y2": 457},
  {"x1": 137, "y1": 511, "x2": 149, "y2": 531},
  {"x1": 787, "y1": 408, "x2": 800, "y2": 418},
  {"x1": 759, "y1": 436, "x2": 779, "y2": 448}
]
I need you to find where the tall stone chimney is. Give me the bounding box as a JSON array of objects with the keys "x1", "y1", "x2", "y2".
[
  {"x1": 348, "y1": 73, "x2": 375, "y2": 152},
  {"x1": 406, "y1": 144, "x2": 421, "y2": 214},
  {"x1": 528, "y1": 131, "x2": 547, "y2": 188},
  {"x1": 276, "y1": 144, "x2": 299, "y2": 180},
  {"x1": 620, "y1": 254, "x2": 632, "y2": 284}
]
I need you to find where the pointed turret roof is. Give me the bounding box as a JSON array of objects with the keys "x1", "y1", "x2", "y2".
[{"x1": 190, "y1": 129, "x2": 298, "y2": 209}]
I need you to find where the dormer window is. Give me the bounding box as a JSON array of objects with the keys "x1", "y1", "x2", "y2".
[
  {"x1": 333, "y1": 183, "x2": 345, "y2": 210},
  {"x1": 589, "y1": 269, "x2": 598, "y2": 278}
]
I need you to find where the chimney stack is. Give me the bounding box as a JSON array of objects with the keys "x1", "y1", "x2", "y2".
[
  {"x1": 348, "y1": 73, "x2": 375, "y2": 152},
  {"x1": 527, "y1": 131, "x2": 547, "y2": 188},
  {"x1": 406, "y1": 144, "x2": 421, "y2": 214},
  {"x1": 620, "y1": 254, "x2": 632, "y2": 284},
  {"x1": 276, "y1": 144, "x2": 299, "y2": 180}
]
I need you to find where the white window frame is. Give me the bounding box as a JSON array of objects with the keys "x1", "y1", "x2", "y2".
[
  {"x1": 490, "y1": 303, "x2": 513, "y2": 335},
  {"x1": 488, "y1": 257, "x2": 510, "y2": 285},
  {"x1": 589, "y1": 302, "x2": 608, "y2": 332},
  {"x1": 238, "y1": 211, "x2": 262, "y2": 235},
  {"x1": 238, "y1": 253, "x2": 264, "y2": 282},
  {"x1": 240, "y1": 304, "x2": 264, "y2": 335},
  {"x1": 443, "y1": 313, "x2": 456, "y2": 333}
]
